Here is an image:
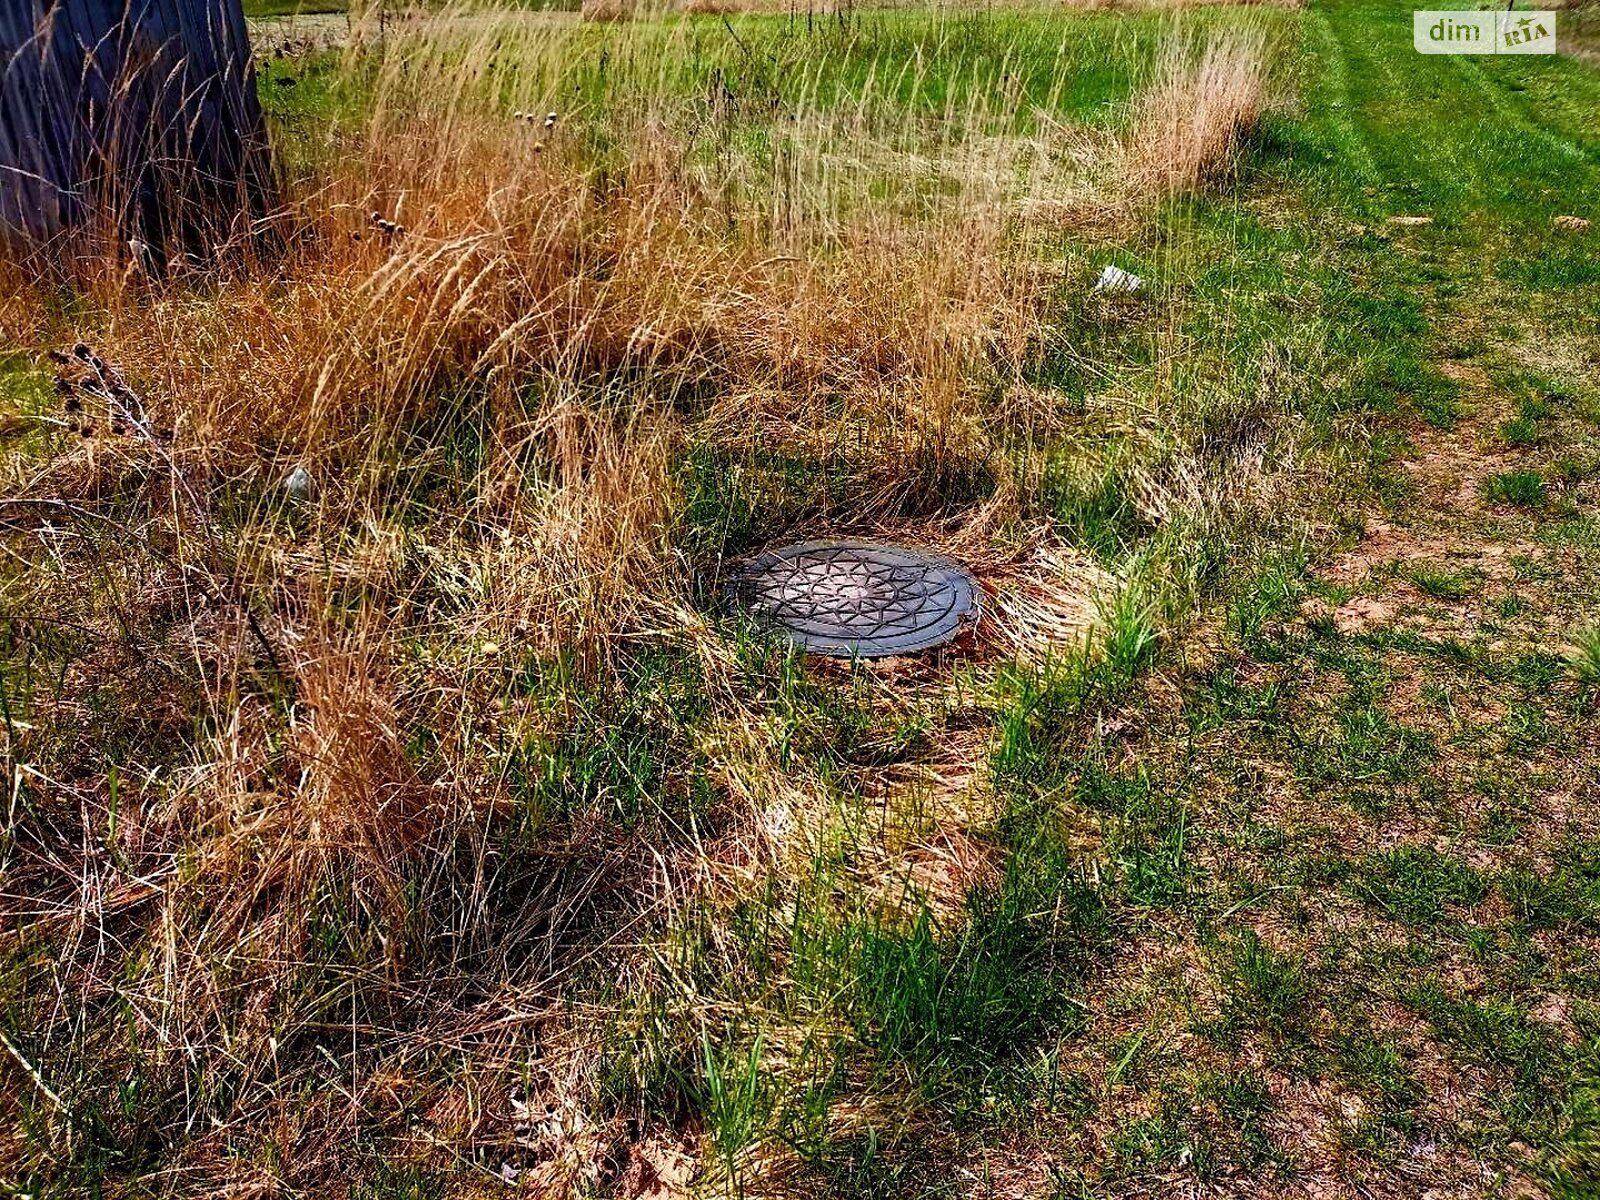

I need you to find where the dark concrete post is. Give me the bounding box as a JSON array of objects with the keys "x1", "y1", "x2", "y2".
[{"x1": 0, "y1": 0, "x2": 274, "y2": 265}]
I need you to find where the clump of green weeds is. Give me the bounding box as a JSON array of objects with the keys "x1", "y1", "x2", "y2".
[
  {"x1": 1563, "y1": 623, "x2": 1600, "y2": 697},
  {"x1": 1483, "y1": 469, "x2": 1547, "y2": 508},
  {"x1": 1407, "y1": 562, "x2": 1472, "y2": 601}
]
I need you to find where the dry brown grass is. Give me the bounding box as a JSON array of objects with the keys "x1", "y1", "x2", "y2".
[
  {"x1": 0, "y1": 15, "x2": 1055, "y2": 1187},
  {"x1": 1124, "y1": 24, "x2": 1271, "y2": 197},
  {"x1": 581, "y1": 0, "x2": 640, "y2": 21},
  {"x1": 1060, "y1": 0, "x2": 1300, "y2": 9},
  {"x1": 0, "y1": 10, "x2": 1292, "y2": 1190}
]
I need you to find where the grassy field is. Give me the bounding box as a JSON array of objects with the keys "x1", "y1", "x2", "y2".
[
  {"x1": 245, "y1": 0, "x2": 350, "y2": 15},
  {"x1": 3, "y1": 1, "x2": 1599, "y2": 1197}
]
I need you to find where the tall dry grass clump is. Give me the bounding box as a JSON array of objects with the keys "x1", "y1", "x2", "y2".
[
  {"x1": 0, "y1": 6, "x2": 1309, "y2": 1191},
  {"x1": 0, "y1": 10, "x2": 1109, "y2": 1189},
  {"x1": 581, "y1": 0, "x2": 640, "y2": 18},
  {"x1": 1124, "y1": 24, "x2": 1271, "y2": 197}
]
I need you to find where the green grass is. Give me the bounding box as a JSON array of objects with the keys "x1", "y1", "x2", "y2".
[
  {"x1": 1354, "y1": 846, "x2": 1489, "y2": 926},
  {"x1": 244, "y1": 0, "x2": 348, "y2": 15},
  {"x1": 1484, "y1": 468, "x2": 1548, "y2": 507},
  {"x1": 1565, "y1": 623, "x2": 1600, "y2": 694},
  {"x1": 1214, "y1": 930, "x2": 1311, "y2": 1043},
  {"x1": 246, "y1": 0, "x2": 582, "y2": 12},
  {"x1": 9, "y1": 0, "x2": 1600, "y2": 1194},
  {"x1": 1407, "y1": 562, "x2": 1473, "y2": 601}
]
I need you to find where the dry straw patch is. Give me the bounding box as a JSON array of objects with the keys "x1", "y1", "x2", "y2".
[
  {"x1": 583, "y1": 0, "x2": 641, "y2": 19},
  {"x1": 1125, "y1": 24, "x2": 1272, "y2": 197},
  {"x1": 1056, "y1": 0, "x2": 1301, "y2": 9}
]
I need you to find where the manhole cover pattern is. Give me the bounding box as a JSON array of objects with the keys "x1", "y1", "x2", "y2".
[{"x1": 725, "y1": 540, "x2": 980, "y2": 658}]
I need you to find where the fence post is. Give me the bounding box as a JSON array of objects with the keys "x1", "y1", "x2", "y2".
[{"x1": 0, "y1": 0, "x2": 274, "y2": 266}]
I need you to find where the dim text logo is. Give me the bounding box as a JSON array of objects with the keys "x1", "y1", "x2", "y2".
[{"x1": 1414, "y1": 10, "x2": 1557, "y2": 54}]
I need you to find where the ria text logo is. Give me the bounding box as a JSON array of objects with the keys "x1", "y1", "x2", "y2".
[{"x1": 1414, "y1": 10, "x2": 1557, "y2": 54}]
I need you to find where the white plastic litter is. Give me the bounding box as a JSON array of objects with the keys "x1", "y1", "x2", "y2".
[
  {"x1": 283, "y1": 465, "x2": 313, "y2": 501},
  {"x1": 1093, "y1": 265, "x2": 1143, "y2": 293}
]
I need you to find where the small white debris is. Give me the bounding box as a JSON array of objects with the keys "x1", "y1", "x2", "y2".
[
  {"x1": 283, "y1": 464, "x2": 313, "y2": 501},
  {"x1": 1093, "y1": 264, "x2": 1143, "y2": 294},
  {"x1": 1553, "y1": 214, "x2": 1591, "y2": 232},
  {"x1": 1386, "y1": 214, "x2": 1433, "y2": 227}
]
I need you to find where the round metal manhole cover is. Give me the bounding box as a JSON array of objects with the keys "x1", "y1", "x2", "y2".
[{"x1": 725, "y1": 540, "x2": 981, "y2": 658}]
